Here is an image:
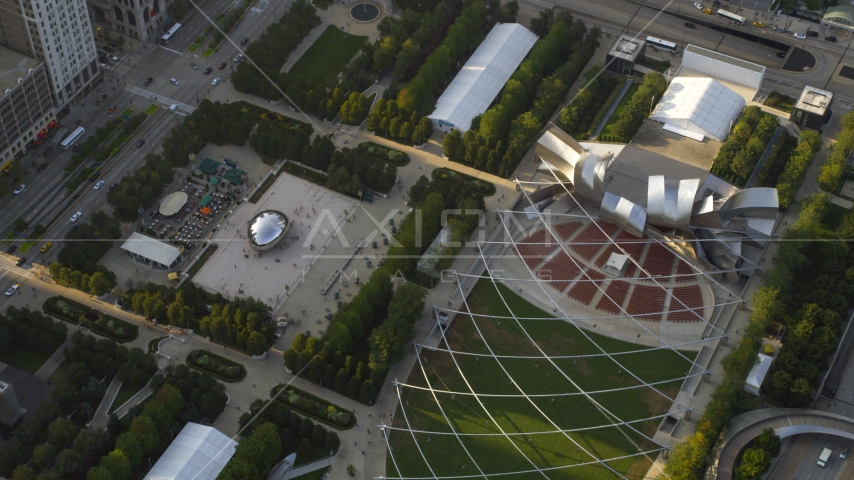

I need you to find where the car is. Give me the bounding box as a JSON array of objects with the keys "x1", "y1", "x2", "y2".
[
  {"x1": 99, "y1": 63, "x2": 111, "y2": 71},
  {"x1": 703, "y1": 8, "x2": 712, "y2": 14},
  {"x1": 793, "y1": 32, "x2": 806, "y2": 39},
  {"x1": 212, "y1": 77, "x2": 222, "y2": 86},
  {"x1": 71, "y1": 193, "x2": 80, "y2": 202},
  {"x1": 753, "y1": 21, "x2": 765, "y2": 27},
  {"x1": 240, "y1": 36, "x2": 250, "y2": 45},
  {"x1": 170, "y1": 78, "x2": 180, "y2": 85},
  {"x1": 103, "y1": 46, "x2": 115, "y2": 54},
  {"x1": 70, "y1": 211, "x2": 82, "y2": 222},
  {"x1": 6, "y1": 245, "x2": 17, "y2": 254},
  {"x1": 277, "y1": 321, "x2": 289, "y2": 328},
  {"x1": 144, "y1": 77, "x2": 153, "y2": 86},
  {"x1": 71, "y1": 143, "x2": 80, "y2": 152},
  {"x1": 219, "y1": 62, "x2": 227, "y2": 70},
  {"x1": 39, "y1": 242, "x2": 52, "y2": 253},
  {"x1": 70, "y1": 225, "x2": 79, "y2": 232},
  {"x1": 827, "y1": 35, "x2": 838, "y2": 42},
  {"x1": 776, "y1": 51, "x2": 787, "y2": 58},
  {"x1": 712, "y1": 0, "x2": 720, "y2": 4},
  {"x1": 806, "y1": 30, "x2": 818, "y2": 37},
  {"x1": 841, "y1": 448, "x2": 849, "y2": 460},
  {"x1": 684, "y1": 22, "x2": 696, "y2": 28},
  {"x1": 233, "y1": 53, "x2": 243, "y2": 63},
  {"x1": 107, "y1": 105, "x2": 117, "y2": 114},
  {"x1": 94, "y1": 180, "x2": 106, "y2": 190},
  {"x1": 204, "y1": 66, "x2": 213, "y2": 74},
  {"x1": 5, "y1": 284, "x2": 19, "y2": 296},
  {"x1": 15, "y1": 257, "x2": 25, "y2": 267},
  {"x1": 694, "y1": 2, "x2": 703, "y2": 8},
  {"x1": 37, "y1": 163, "x2": 47, "y2": 172},
  {"x1": 136, "y1": 139, "x2": 146, "y2": 148},
  {"x1": 109, "y1": 182, "x2": 118, "y2": 190},
  {"x1": 101, "y1": 52, "x2": 118, "y2": 61},
  {"x1": 13, "y1": 184, "x2": 25, "y2": 195},
  {"x1": 191, "y1": 61, "x2": 198, "y2": 70}
]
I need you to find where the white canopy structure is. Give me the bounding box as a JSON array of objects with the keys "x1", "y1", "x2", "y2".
[
  {"x1": 121, "y1": 232, "x2": 182, "y2": 269},
  {"x1": 143, "y1": 423, "x2": 237, "y2": 480},
  {"x1": 428, "y1": 23, "x2": 538, "y2": 132},
  {"x1": 650, "y1": 77, "x2": 745, "y2": 142},
  {"x1": 744, "y1": 353, "x2": 773, "y2": 395}
]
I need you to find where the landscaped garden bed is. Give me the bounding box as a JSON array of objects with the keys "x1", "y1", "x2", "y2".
[
  {"x1": 431, "y1": 168, "x2": 495, "y2": 196},
  {"x1": 43, "y1": 295, "x2": 138, "y2": 342},
  {"x1": 187, "y1": 349, "x2": 247, "y2": 382},
  {"x1": 271, "y1": 384, "x2": 356, "y2": 430},
  {"x1": 356, "y1": 142, "x2": 410, "y2": 166}
]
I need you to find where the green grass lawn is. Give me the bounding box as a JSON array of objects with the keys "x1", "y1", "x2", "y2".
[
  {"x1": 290, "y1": 469, "x2": 327, "y2": 480},
  {"x1": 144, "y1": 104, "x2": 160, "y2": 115},
  {"x1": 109, "y1": 373, "x2": 152, "y2": 414},
  {"x1": 188, "y1": 43, "x2": 201, "y2": 53},
  {"x1": 47, "y1": 360, "x2": 72, "y2": 386},
  {"x1": 288, "y1": 26, "x2": 367, "y2": 85},
  {"x1": 17, "y1": 240, "x2": 36, "y2": 253},
  {"x1": 386, "y1": 280, "x2": 696, "y2": 480},
  {"x1": 202, "y1": 48, "x2": 214, "y2": 58},
  {"x1": 0, "y1": 346, "x2": 54, "y2": 374},
  {"x1": 600, "y1": 83, "x2": 640, "y2": 139}
]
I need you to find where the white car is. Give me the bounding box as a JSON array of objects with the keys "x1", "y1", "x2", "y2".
[
  {"x1": 842, "y1": 448, "x2": 849, "y2": 460},
  {"x1": 70, "y1": 211, "x2": 82, "y2": 222},
  {"x1": 693, "y1": 2, "x2": 703, "y2": 9},
  {"x1": 793, "y1": 32, "x2": 806, "y2": 39},
  {"x1": 5, "y1": 283, "x2": 19, "y2": 296},
  {"x1": 233, "y1": 53, "x2": 243, "y2": 63},
  {"x1": 277, "y1": 321, "x2": 289, "y2": 328},
  {"x1": 94, "y1": 179, "x2": 106, "y2": 190},
  {"x1": 212, "y1": 77, "x2": 222, "y2": 86},
  {"x1": 13, "y1": 184, "x2": 25, "y2": 195},
  {"x1": 170, "y1": 78, "x2": 180, "y2": 85},
  {"x1": 99, "y1": 63, "x2": 111, "y2": 71}
]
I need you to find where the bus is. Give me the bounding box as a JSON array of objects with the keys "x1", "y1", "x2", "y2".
[
  {"x1": 645, "y1": 36, "x2": 678, "y2": 53},
  {"x1": 716, "y1": 9, "x2": 745, "y2": 25},
  {"x1": 60, "y1": 127, "x2": 85, "y2": 150},
  {"x1": 161, "y1": 23, "x2": 182, "y2": 44}
]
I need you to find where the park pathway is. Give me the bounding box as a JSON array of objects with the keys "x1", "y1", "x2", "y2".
[
  {"x1": 89, "y1": 376, "x2": 122, "y2": 429},
  {"x1": 284, "y1": 458, "x2": 332, "y2": 479},
  {"x1": 33, "y1": 335, "x2": 72, "y2": 381}
]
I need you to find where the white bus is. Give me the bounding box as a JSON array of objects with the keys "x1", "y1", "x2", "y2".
[
  {"x1": 161, "y1": 23, "x2": 182, "y2": 44},
  {"x1": 716, "y1": 9, "x2": 745, "y2": 25},
  {"x1": 645, "y1": 36, "x2": 678, "y2": 53},
  {"x1": 60, "y1": 127, "x2": 85, "y2": 150}
]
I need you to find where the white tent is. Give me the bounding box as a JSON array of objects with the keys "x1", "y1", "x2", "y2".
[
  {"x1": 428, "y1": 23, "x2": 538, "y2": 132},
  {"x1": 121, "y1": 232, "x2": 182, "y2": 268},
  {"x1": 650, "y1": 77, "x2": 745, "y2": 142},
  {"x1": 144, "y1": 423, "x2": 237, "y2": 480},
  {"x1": 744, "y1": 353, "x2": 773, "y2": 395}
]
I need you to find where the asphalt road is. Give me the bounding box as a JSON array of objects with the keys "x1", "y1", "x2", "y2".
[{"x1": 793, "y1": 435, "x2": 851, "y2": 480}]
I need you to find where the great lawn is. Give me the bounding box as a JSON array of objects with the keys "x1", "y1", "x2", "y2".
[
  {"x1": 386, "y1": 280, "x2": 696, "y2": 479},
  {"x1": 287, "y1": 26, "x2": 367, "y2": 84}
]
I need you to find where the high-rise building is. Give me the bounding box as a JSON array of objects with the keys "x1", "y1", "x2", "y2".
[
  {"x1": 0, "y1": 46, "x2": 57, "y2": 169},
  {"x1": 0, "y1": 0, "x2": 100, "y2": 110},
  {"x1": 0, "y1": 380, "x2": 24, "y2": 427},
  {"x1": 87, "y1": 0, "x2": 173, "y2": 43}
]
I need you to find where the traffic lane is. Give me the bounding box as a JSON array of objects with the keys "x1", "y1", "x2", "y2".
[
  {"x1": 794, "y1": 435, "x2": 849, "y2": 480},
  {"x1": 229, "y1": 0, "x2": 293, "y2": 46},
  {"x1": 166, "y1": 0, "x2": 245, "y2": 52}
]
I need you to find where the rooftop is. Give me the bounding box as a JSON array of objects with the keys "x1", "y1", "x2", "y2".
[
  {"x1": 794, "y1": 85, "x2": 834, "y2": 116},
  {"x1": 608, "y1": 35, "x2": 646, "y2": 61},
  {"x1": 631, "y1": 119, "x2": 722, "y2": 169},
  {"x1": 0, "y1": 46, "x2": 41, "y2": 94}
]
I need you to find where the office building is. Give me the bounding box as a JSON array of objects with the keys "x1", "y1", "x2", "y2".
[
  {"x1": 606, "y1": 35, "x2": 646, "y2": 75},
  {"x1": 0, "y1": 45, "x2": 56, "y2": 170},
  {"x1": 87, "y1": 0, "x2": 174, "y2": 43},
  {"x1": 0, "y1": 380, "x2": 24, "y2": 426},
  {"x1": 790, "y1": 85, "x2": 833, "y2": 131},
  {"x1": 0, "y1": 0, "x2": 100, "y2": 110}
]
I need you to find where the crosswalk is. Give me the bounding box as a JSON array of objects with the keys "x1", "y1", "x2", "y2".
[
  {"x1": 124, "y1": 85, "x2": 196, "y2": 114},
  {"x1": 112, "y1": 52, "x2": 143, "y2": 77},
  {"x1": 0, "y1": 255, "x2": 34, "y2": 279}
]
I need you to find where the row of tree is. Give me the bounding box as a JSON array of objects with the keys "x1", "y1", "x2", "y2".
[
  {"x1": 444, "y1": 13, "x2": 597, "y2": 177},
  {"x1": 160, "y1": 100, "x2": 256, "y2": 170},
  {"x1": 558, "y1": 74, "x2": 620, "y2": 139},
  {"x1": 284, "y1": 334, "x2": 380, "y2": 403},
  {"x1": 0, "y1": 306, "x2": 67, "y2": 355},
  {"x1": 196, "y1": 296, "x2": 277, "y2": 355},
  {"x1": 711, "y1": 106, "x2": 780, "y2": 183},
  {"x1": 367, "y1": 282, "x2": 427, "y2": 379},
  {"x1": 608, "y1": 71, "x2": 667, "y2": 141},
  {"x1": 107, "y1": 153, "x2": 180, "y2": 222},
  {"x1": 734, "y1": 429, "x2": 781, "y2": 480},
  {"x1": 248, "y1": 116, "x2": 313, "y2": 164},
  {"x1": 818, "y1": 110, "x2": 854, "y2": 193},
  {"x1": 48, "y1": 263, "x2": 115, "y2": 297},
  {"x1": 366, "y1": 98, "x2": 434, "y2": 145},
  {"x1": 775, "y1": 130, "x2": 821, "y2": 209},
  {"x1": 324, "y1": 145, "x2": 399, "y2": 196}
]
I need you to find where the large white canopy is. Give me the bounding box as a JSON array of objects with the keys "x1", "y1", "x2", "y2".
[
  {"x1": 428, "y1": 23, "x2": 538, "y2": 132},
  {"x1": 744, "y1": 353, "x2": 773, "y2": 395},
  {"x1": 650, "y1": 77, "x2": 745, "y2": 142},
  {"x1": 121, "y1": 232, "x2": 182, "y2": 268},
  {"x1": 144, "y1": 423, "x2": 237, "y2": 480}
]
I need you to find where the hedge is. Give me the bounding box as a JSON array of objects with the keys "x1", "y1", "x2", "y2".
[
  {"x1": 818, "y1": 110, "x2": 854, "y2": 193},
  {"x1": 431, "y1": 167, "x2": 495, "y2": 196},
  {"x1": 43, "y1": 296, "x2": 138, "y2": 342},
  {"x1": 356, "y1": 142, "x2": 411, "y2": 166},
  {"x1": 186, "y1": 349, "x2": 247, "y2": 382},
  {"x1": 776, "y1": 130, "x2": 822, "y2": 209},
  {"x1": 271, "y1": 384, "x2": 356, "y2": 430}
]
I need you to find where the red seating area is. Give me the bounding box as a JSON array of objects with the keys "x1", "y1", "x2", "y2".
[
  {"x1": 570, "y1": 223, "x2": 617, "y2": 260},
  {"x1": 674, "y1": 261, "x2": 697, "y2": 282},
  {"x1": 567, "y1": 270, "x2": 606, "y2": 305},
  {"x1": 668, "y1": 285, "x2": 705, "y2": 322},
  {"x1": 555, "y1": 221, "x2": 583, "y2": 240},
  {"x1": 594, "y1": 231, "x2": 645, "y2": 278},
  {"x1": 595, "y1": 281, "x2": 630, "y2": 314},
  {"x1": 515, "y1": 229, "x2": 558, "y2": 270},
  {"x1": 640, "y1": 243, "x2": 677, "y2": 279},
  {"x1": 626, "y1": 285, "x2": 667, "y2": 321},
  {"x1": 537, "y1": 251, "x2": 581, "y2": 292}
]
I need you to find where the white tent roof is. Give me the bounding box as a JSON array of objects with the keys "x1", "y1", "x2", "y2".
[
  {"x1": 650, "y1": 77, "x2": 745, "y2": 142},
  {"x1": 121, "y1": 232, "x2": 182, "y2": 267},
  {"x1": 144, "y1": 423, "x2": 237, "y2": 480},
  {"x1": 744, "y1": 353, "x2": 773, "y2": 395},
  {"x1": 428, "y1": 23, "x2": 538, "y2": 131}
]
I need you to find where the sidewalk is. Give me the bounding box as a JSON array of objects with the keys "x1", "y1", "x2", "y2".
[
  {"x1": 284, "y1": 458, "x2": 332, "y2": 479},
  {"x1": 33, "y1": 335, "x2": 72, "y2": 381},
  {"x1": 90, "y1": 376, "x2": 122, "y2": 429}
]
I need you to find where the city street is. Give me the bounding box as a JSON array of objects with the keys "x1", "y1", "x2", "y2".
[{"x1": 792, "y1": 435, "x2": 850, "y2": 480}]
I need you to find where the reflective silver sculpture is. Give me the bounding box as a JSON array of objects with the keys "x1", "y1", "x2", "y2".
[
  {"x1": 600, "y1": 192, "x2": 647, "y2": 238},
  {"x1": 647, "y1": 176, "x2": 701, "y2": 230},
  {"x1": 248, "y1": 210, "x2": 290, "y2": 251},
  {"x1": 718, "y1": 188, "x2": 779, "y2": 220},
  {"x1": 573, "y1": 153, "x2": 610, "y2": 204}
]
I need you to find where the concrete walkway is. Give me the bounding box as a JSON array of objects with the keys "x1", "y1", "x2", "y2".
[
  {"x1": 33, "y1": 335, "x2": 72, "y2": 381},
  {"x1": 284, "y1": 458, "x2": 332, "y2": 479},
  {"x1": 89, "y1": 376, "x2": 122, "y2": 429}
]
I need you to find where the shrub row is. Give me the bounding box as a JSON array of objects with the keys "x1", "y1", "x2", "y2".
[
  {"x1": 44, "y1": 295, "x2": 138, "y2": 342},
  {"x1": 186, "y1": 349, "x2": 247, "y2": 382},
  {"x1": 271, "y1": 384, "x2": 355, "y2": 429},
  {"x1": 711, "y1": 106, "x2": 779, "y2": 185},
  {"x1": 776, "y1": 130, "x2": 822, "y2": 208},
  {"x1": 608, "y1": 71, "x2": 667, "y2": 142},
  {"x1": 431, "y1": 167, "x2": 495, "y2": 196},
  {"x1": 559, "y1": 75, "x2": 621, "y2": 139},
  {"x1": 818, "y1": 110, "x2": 854, "y2": 193},
  {"x1": 357, "y1": 141, "x2": 411, "y2": 166}
]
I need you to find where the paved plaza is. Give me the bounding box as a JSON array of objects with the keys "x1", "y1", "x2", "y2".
[{"x1": 194, "y1": 173, "x2": 358, "y2": 309}]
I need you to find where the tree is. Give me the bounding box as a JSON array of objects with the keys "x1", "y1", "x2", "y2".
[
  {"x1": 325, "y1": 431, "x2": 340, "y2": 452},
  {"x1": 443, "y1": 129, "x2": 464, "y2": 159},
  {"x1": 297, "y1": 438, "x2": 312, "y2": 459},
  {"x1": 47, "y1": 417, "x2": 77, "y2": 447},
  {"x1": 334, "y1": 368, "x2": 350, "y2": 394},
  {"x1": 99, "y1": 451, "x2": 132, "y2": 480},
  {"x1": 347, "y1": 464, "x2": 358, "y2": 477},
  {"x1": 114, "y1": 433, "x2": 144, "y2": 469},
  {"x1": 347, "y1": 376, "x2": 361, "y2": 398},
  {"x1": 107, "y1": 413, "x2": 123, "y2": 434},
  {"x1": 360, "y1": 379, "x2": 377, "y2": 404},
  {"x1": 497, "y1": 0, "x2": 519, "y2": 22},
  {"x1": 754, "y1": 428, "x2": 781, "y2": 457},
  {"x1": 529, "y1": 9, "x2": 554, "y2": 37},
  {"x1": 88, "y1": 272, "x2": 112, "y2": 297},
  {"x1": 311, "y1": 424, "x2": 326, "y2": 447},
  {"x1": 54, "y1": 449, "x2": 83, "y2": 477},
  {"x1": 300, "y1": 417, "x2": 314, "y2": 438},
  {"x1": 246, "y1": 331, "x2": 268, "y2": 356},
  {"x1": 31, "y1": 443, "x2": 57, "y2": 469},
  {"x1": 86, "y1": 467, "x2": 113, "y2": 480},
  {"x1": 734, "y1": 447, "x2": 771, "y2": 480},
  {"x1": 11, "y1": 465, "x2": 35, "y2": 480}
]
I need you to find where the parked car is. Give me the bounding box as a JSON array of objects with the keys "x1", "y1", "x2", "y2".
[
  {"x1": 70, "y1": 211, "x2": 82, "y2": 222},
  {"x1": 233, "y1": 53, "x2": 243, "y2": 63},
  {"x1": 827, "y1": 35, "x2": 838, "y2": 42},
  {"x1": 16, "y1": 257, "x2": 25, "y2": 267},
  {"x1": 841, "y1": 447, "x2": 849, "y2": 460},
  {"x1": 39, "y1": 242, "x2": 52, "y2": 253},
  {"x1": 144, "y1": 77, "x2": 153, "y2": 86},
  {"x1": 753, "y1": 21, "x2": 765, "y2": 27},
  {"x1": 5, "y1": 284, "x2": 19, "y2": 296},
  {"x1": 107, "y1": 104, "x2": 117, "y2": 114},
  {"x1": 776, "y1": 51, "x2": 786, "y2": 58},
  {"x1": 793, "y1": 32, "x2": 806, "y2": 39},
  {"x1": 37, "y1": 163, "x2": 47, "y2": 172},
  {"x1": 103, "y1": 46, "x2": 115, "y2": 54},
  {"x1": 219, "y1": 62, "x2": 227, "y2": 69},
  {"x1": 136, "y1": 139, "x2": 146, "y2": 148},
  {"x1": 71, "y1": 193, "x2": 80, "y2": 202},
  {"x1": 191, "y1": 61, "x2": 199, "y2": 70},
  {"x1": 204, "y1": 66, "x2": 213, "y2": 74},
  {"x1": 94, "y1": 179, "x2": 106, "y2": 190},
  {"x1": 170, "y1": 78, "x2": 180, "y2": 85},
  {"x1": 100, "y1": 51, "x2": 118, "y2": 61},
  {"x1": 99, "y1": 63, "x2": 111, "y2": 71},
  {"x1": 6, "y1": 245, "x2": 17, "y2": 254},
  {"x1": 702, "y1": 8, "x2": 712, "y2": 14},
  {"x1": 806, "y1": 30, "x2": 818, "y2": 37},
  {"x1": 240, "y1": 36, "x2": 250, "y2": 45},
  {"x1": 693, "y1": 1, "x2": 703, "y2": 9},
  {"x1": 212, "y1": 77, "x2": 222, "y2": 86},
  {"x1": 684, "y1": 22, "x2": 696, "y2": 28},
  {"x1": 13, "y1": 184, "x2": 25, "y2": 194},
  {"x1": 71, "y1": 143, "x2": 80, "y2": 152},
  {"x1": 109, "y1": 182, "x2": 118, "y2": 190}
]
